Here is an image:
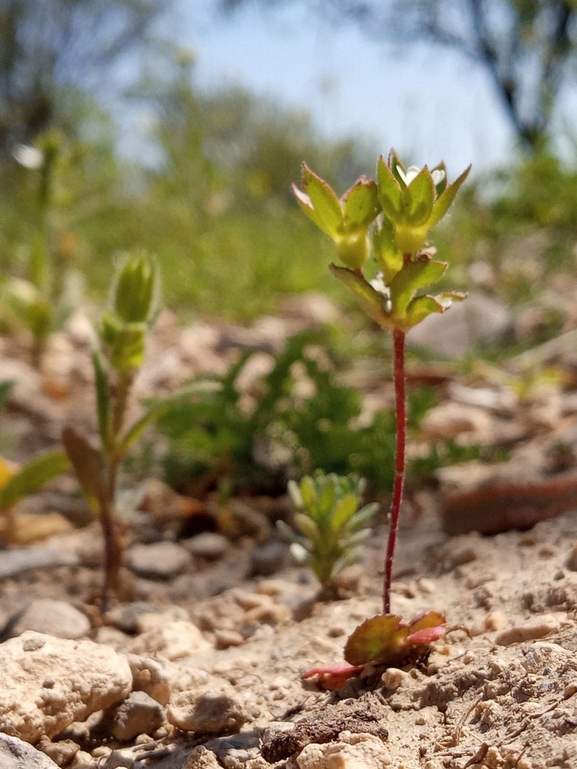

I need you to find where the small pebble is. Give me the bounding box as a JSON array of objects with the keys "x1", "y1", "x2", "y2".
[
  {"x1": 127, "y1": 542, "x2": 191, "y2": 580},
  {"x1": 382, "y1": 667, "x2": 408, "y2": 690},
  {"x1": 566, "y1": 541, "x2": 577, "y2": 571},
  {"x1": 214, "y1": 630, "x2": 245, "y2": 649},
  {"x1": 184, "y1": 533, "x2": 229, "y2": 560},
  {"x1": 484, "y1": 611, "x2": 505, "y2": 632},
  {"x1": 494, "y1": 614, "x2": 560, "y2": 646},
  {"x1": 110, "y1": 691, "x2": 165, "y2": 742}
]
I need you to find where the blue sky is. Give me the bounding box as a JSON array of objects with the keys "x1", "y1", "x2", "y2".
[{"x1": 169, "y1": 0, "x2": 515, "y2": 177}]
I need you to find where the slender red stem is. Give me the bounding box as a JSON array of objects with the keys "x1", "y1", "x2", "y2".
[{"x1": 383, "y1": 329, "x2": 407, "y2": 614}]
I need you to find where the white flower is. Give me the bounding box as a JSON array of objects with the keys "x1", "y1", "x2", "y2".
[
  {"x1": 397, "y1": 164, "x2": 445, "y2": 188},
  {"x1": 370, "y1": 273, "x2": 392, "y2": 312},
  {"x1": 13, "y1": 144, "x2": 44, "y2": 169},
  {"x1": 369, "y1": 273, "x2": 389, "y2": 296}
]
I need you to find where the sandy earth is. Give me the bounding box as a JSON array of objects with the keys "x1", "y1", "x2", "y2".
[{"x1": 1, "y1": 302, "x2": 577, "y2": 768}]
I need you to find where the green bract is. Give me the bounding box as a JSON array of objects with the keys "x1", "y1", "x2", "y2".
[
  {"x1": 112, "y1": 251, "x2": 160, "y2": 324},
  {"x1": 292, "y1": 164, "x2": 379, "y2": 270}
]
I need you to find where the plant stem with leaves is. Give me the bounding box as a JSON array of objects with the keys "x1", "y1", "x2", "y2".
[
  {"x1": 63, "y1": 251, "x2": 161, "y2": 611},
  {"x1": 293, "y1": 151, "x2": 470, "y2": 657}
]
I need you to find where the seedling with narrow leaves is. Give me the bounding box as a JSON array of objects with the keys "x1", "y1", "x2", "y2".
[
  {"x1": 293, "y1": 150, "x2": 470, "y2": 682},
  {"x1": 62, "y1": 252, "x2": 215, "y2": 611},
  {"x1": 279, "y1": 470, "x2": 378, "y2": 599}
]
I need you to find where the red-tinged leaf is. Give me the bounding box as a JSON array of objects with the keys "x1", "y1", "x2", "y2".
[
  {"x1": 407, "y1": 626, "x2": 446, "y2": 645},
  {"x1": 344, "y1": 614, "x2": 407, "y2": 666},
  {"x1": 301, "y1": 661, "x2": 366, "y2": 691},
  {"x1": 409, "y1": 610, "x2": 446, "y2": 633}
]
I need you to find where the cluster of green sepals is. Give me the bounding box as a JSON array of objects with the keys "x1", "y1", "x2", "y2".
[
  {"x1": 293, "y1": 149, "x2": 470, "y2": 682},
  {"x1": 293, "y1": 150, "x2": 470, "y2": 332},
  {"x1": 279, "y1": 470, "x2": 378, "y2": 597}
]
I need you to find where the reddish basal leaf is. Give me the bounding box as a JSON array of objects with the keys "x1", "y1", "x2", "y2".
[
  {"x1": 301, "y1": 661, "x2": 366, "y2": 691},
  {"x1": 344, "y1": 612, "x2": 446, "y2": 667}
]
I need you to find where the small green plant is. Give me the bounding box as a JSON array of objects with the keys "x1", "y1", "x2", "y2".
[
  {"x1": 278, "y1": 471, "x2": 378, "y2": 599},
  {"x1": 62, "y1": 252, "x2": 212, "y2": 610},
  {"x1": 156, "y1": 331, "x2": 436, "y2": 496},
  {"x1": 293, "y1": 150, "x2": 470, "y2": 681}
]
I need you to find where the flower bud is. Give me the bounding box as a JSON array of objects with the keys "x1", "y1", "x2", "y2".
[{"x1": 112, "y1": 252, "x2": 160, "y2": 325}]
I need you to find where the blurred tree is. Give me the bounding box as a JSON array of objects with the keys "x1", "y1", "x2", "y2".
[
  {"x1": 218, "y1": 0, "x2": 577, "y2": 152},
  {"x1": 0, "y1": 0, "x2": 168, "y2": 155}
]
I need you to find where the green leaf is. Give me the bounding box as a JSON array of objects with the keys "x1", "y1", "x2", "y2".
[
  {"x1": 347, "y1": 502, "x2": 379, "y2": 532},
  {"x1": 61, "y1": 427, "x2": 105, "y2": 517},
  {"x1": 403, "y1": 291, "x2": 467, "y2": 331},
  {"x1": 294, "y1": 512, "x2": 320, "y2": 541},
  {"x1": 295, "y1": 163, "x2": 343, "y2": 238},
  {"x1": 342, "y1": 178, "x2": 379, "y2": 228},
  {"x1": 344, "y1": 614, "x2": 407, "y2": 665},
  {"x1": 409, "y1": 610, "x2": 445, "y2": 634},
  {"x1": 118, "y1": 380, "x2": 221, "y2": 456},
  {"x1": 428, "y1": 164, "x2": 471, "y2": 226},
  {"x1": 92, "y1": 347, "x2": 110, "y2": 451},
  {"x1": 0, "y1": 451, "x2": 70, "y2": 513},
  {"x1": 404, "y1": 167, "x2": 435, "y2": 226},
  {"x1": 300, "y1": 475, "x2": 318, "y2": 514},
  {"x1": 329, "y1": 264, "x2": 390, "y2": 328},
  {"x1": 388, "y1": 149, "x2": 406, "y2": 185},
  {"x1": 289, "y1": 542, "x2": 310, "y2": 564},
  {"x1": 109, "y1": 323, "x2": 146, "y2": 372},
  {"x1": 287, "y1": 479, "x2": 303, "y2": 510},
  {"x1": 377, "y1": 155, "x2": 403, "y2": 222},
  {"x1": 374, "y1": 219, "x2": 403, "y2": 284},
  {"x1": 277, "y1": 519, "x2": 305, "y2": 547},
  {"x1": 330, "y1": 493, "x2": 358, "y2": 531},
  {"x1": 389, "y1": 261, "x2": 447, "y2": 319},
  {"x1": 317, "y1": 475, "x2": 336, "y2": 523}
]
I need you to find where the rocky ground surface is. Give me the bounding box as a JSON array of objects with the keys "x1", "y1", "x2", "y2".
[{"x1": 2, "y1": 292, "x2": 577, "y2": 768}]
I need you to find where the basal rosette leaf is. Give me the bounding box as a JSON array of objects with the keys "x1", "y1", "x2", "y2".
[
  {"x1": 389, "y1": 261, "x2": 447, "y2": 320},
  {"x1": 344, "y1": 614, "x2": 407, "y2": 665},
  {"x1": 407, "y1": 611, "x2": 446, "y2": 644}
]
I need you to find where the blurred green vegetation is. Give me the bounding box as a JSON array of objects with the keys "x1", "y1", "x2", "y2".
[{"x1": 0, "y1": 53, "x2": 376, "y2": 323}]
